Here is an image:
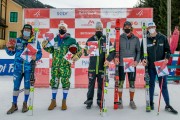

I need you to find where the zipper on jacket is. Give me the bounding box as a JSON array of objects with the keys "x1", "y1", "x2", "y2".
[{"x1": 96, "y1": 38, "x2": 101, "y2": 74}]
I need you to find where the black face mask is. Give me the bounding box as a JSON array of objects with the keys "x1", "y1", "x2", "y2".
[
  {"x1": 124, "y1": 29, "x2": 131, "y2": 34},
  {"x1": 59, "y1": 29, "x2": 66, "y2": 35},
  {"x1": 95, "y1": 31, "x2": 103, "y2": 38}
]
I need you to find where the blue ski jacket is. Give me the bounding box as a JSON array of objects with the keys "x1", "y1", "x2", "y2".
[{"x1": 5, "y1": 36, "x2": 42, "y2": 73}]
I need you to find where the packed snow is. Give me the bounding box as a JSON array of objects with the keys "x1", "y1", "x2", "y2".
[{"x1": 0, "y1": 76, "x2": 179, "y2": 120}]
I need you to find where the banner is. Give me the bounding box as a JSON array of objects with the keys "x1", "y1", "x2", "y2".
[
  {"x1": 23, "y1": 8, "x2": 153, "y2": 88},
  {"x1": 0, "y1": 59, "x2": 14, "y2": 75}
]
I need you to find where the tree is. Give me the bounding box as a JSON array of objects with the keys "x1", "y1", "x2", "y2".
[{"x1": 135, "y1": 0, "x2": 180, "y2": 36}]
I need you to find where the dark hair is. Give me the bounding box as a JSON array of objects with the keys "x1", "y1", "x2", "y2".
[{"x1": 123, "y1": 21, "x2": 133, "y2": 31}]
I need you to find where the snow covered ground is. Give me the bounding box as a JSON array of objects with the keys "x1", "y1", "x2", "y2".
[{"x1": 0, "y1": 76, "x2": 180, "y2": 120}]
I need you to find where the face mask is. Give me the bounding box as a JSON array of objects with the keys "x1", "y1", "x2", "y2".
[
  {"x1": 95, "y1": 31, "x2": 103, "y2": 38},
  {"x1": 23, "y1": 31, "x2": 30, "y2": 38},
  {"x1": 124, "y1": 29, "x2": 131, "y2": 34},
  {"x1": 149, "y1": 28, "x2": 156, "y2": 34},
  {"x1": 59, "y1": 29, "x2": 66, "y2": 35}
]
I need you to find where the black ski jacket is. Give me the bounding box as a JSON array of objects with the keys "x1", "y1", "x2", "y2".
[
  {"x1": 84, "y1": 35, "x2": 115, "y2": 74},
  {"x1": 140, "y1": 32, "x2": 171, "y2": 69}
]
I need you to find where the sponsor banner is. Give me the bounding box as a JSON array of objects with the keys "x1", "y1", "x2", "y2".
[
  {"x1": 69, "y1": 68, "x2": 75, "y2": 88},
  {"x1": 101, "y1": 8, "x2": 127, "y2": 18},
  {"x1": 126, "y1": 18, "x2": 152, "y2": 28},
  {"x1": 25, "y1": 19, "x2": 50, "y2": 28},
  {"x1": 21, "y1": 8, "x2": 154, "y2": 88},
  {"x1": 75, "y1": 8, "x2": 101, "y2": 18},
  {"x1": 50, "y1": 18, "x2": 75, "y2": 28},
  {"x1": 42, "y1": 49, "x2": 50, "y2": 58},
  {"x1": 36, "y1": 58, "x2": 50, "y2": 68},
  {"x1": 75, "y1": 18, "x2": 100, "y2": 28},
  {"x1": 0, "y1": 59, "x2": 14, "y2": 75},
  {"x1": 101, "y1": 18, "x2": 126, "y2": 28},
  {"x1": 75, "y1": 68, "x2": 88, "y2": 88},
  {"x1": 50, "y1": 8, "x2": 75, "y2": 18},
  {"x1": 75, "y1": 58, "x2": 89, "y2": 68},
  {"x1": 127, "y1": 8, "x2": 153, "y2": 18},
  {"x1": 24, "y1": 9, "x2": 50, "y2": 18},
  {"x1": 75, "y1": 29, "x2": 95, "y2": 38},
  {"x1": 132, "y1": 28, "x2": 143, "y2": 38},
  {"x1": 76, "y1": 38, "x2": 87, "y2": 48},
  {"x1": 34, "y1": 68, "x2": 49, "y2": 87},
  {"x1": 37, "y1": 29, "x2": 50, "y2": 38}
]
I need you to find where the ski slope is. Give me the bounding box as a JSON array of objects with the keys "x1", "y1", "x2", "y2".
[{"x1": 0, "y1": 76, "x2": 179, "y2": 120}]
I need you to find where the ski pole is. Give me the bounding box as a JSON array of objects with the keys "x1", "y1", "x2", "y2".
[{"x1": 157, "y1": 77, "x2": 164, "y2": 115}]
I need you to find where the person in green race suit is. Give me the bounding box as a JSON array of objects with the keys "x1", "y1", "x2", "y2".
[{"x1": 42, "y1": 21, "x2": 82, "y2": 111}]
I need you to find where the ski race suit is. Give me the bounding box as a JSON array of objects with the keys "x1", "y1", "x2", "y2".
[
  {"x1": 140, "y1": 32, "x2": 171, "y2": 106},
  {"x1": 107, "y1": 33, "x2": 141, "y2": 93},
  {"x1": 5, "y1": 36, "x2": 42, "y2": 99},
  {"x1": 84, "y1": 35, "x2": 115, "y2": 105},
  {"x1": 44, "y1": 34, "x2": 82, "y2": 90}
]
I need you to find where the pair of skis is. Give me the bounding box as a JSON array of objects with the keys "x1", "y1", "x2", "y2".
[
  {"x1": 28, "y1": 20, "x2": 40, "y2": 116},
  {"x1": 100, "y1": 22, "x2": 111, "y2": 116},
  {"x1": 113, "y1": 20, "x2": 151, "y2": 112},
  {"x1": 100, "y1": 19, "x2": 121, "y2": 116},
  {"x1": 142, "y1": 22, "x2": 151, "y2": 112}
]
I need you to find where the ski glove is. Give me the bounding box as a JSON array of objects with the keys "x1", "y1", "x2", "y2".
[
  {"x1": 72, "y1": 51, "x2": 82, "y2": 62},
  {"x1": 42, "y1": 40, "x2": 48, "y2": 48}
]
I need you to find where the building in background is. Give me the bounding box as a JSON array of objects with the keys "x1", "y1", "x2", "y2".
[
  {"x1": 0, "y1": 0, "x2": 54, "y2": 49},
  {"x1": 0, "y1": 0, "x2": 26, "y2": 49}
]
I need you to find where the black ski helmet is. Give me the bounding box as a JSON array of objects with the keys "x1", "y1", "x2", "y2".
[{"x1": 23, "y1": 24, "x2": 32, "y2": 30}]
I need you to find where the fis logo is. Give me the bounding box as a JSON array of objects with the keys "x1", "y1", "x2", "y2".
[
  {"x1": 34, "y1": 10, "x2": 41, "y2": 17},
  {"x1": 136, "y1": 10, "x2": 143, "y2": 16}
]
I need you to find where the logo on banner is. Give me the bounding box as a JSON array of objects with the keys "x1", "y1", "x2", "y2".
[
  {"x1": 105, "y1": 10, "x2": 121, "y2": 16},
  {"x1": 82, "y1": 60, "x2": 89, "y2": 66},
  {"x1": 34, "y1": 10, "x2": 41, "y2": 17},
  {"x1": 0, "y1": 61, "x2": 14, "y2": 75},
  {"x1": 36, "y1": 60, "x2": 43, "y2": 65},
  {"x1": 57, "y1": 11, "x2": 68, "y2": 16},
  {"x1": 133, "y1": 21, "x2": 138, "y2": 25},
  {"x1": 26, "y1": 21, "x2": 39, "y2": 26},
  {"x1": 128, "y1": 21, "x2": 139, "y2": 26},
  {"x1": 81, "y1": 20, "x2": 95, "y2": 27},
  {"x1": 88, "y1": 20, "x2": 94, "y2": 24},
  {"x1": 78, "y1": 41, "x2": 86, "y2": 46},
  {"x1": 136, "y1": 9, "x2": 143, "y2": 16},
  {"x1": 80, "y1": 31, "x2": 94, "y2": 35},
  {"x1": 79, "y1": 10, "x2": 97, "y2": 15}
]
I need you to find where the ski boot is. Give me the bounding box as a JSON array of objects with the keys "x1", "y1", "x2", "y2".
[
  {"x1": 61, "y1": 99, "x2": 67, "y2": 110},
  {"x1": 97, "y1": 100, "x2": 101, "y2": 108},
  {"x1": 84, "y1": 100, "x2": 92, "y2": 109},
  {"x1": 129, "y1": 100, "x2": 137, "y2": 110},
  {"x1": 118, "y1": 99, "x2": 123, "y2": 109},
  {"x1": 150, "y1": 102, "x2": 154, "y2": 110},
  {"x1": 7, "y1": 103, "x2": 18, "y2": 114},
  {"x1": 165, "y1": 105, "x2": 178, "y2": 114},
  {"x1": 22, "y1": 102, "x2": 28, "y2": 113},
  {"x1": 48, "y1": 99, "x2": 56, "y2": 110}
]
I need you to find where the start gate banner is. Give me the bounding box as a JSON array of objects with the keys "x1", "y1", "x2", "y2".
[{"x1": 24, "y1": 8, "x2": 153, "y2": 88}]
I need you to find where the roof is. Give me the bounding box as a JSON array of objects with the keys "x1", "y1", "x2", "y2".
[{"x1": 12, "y1": 0, "x2": 28, "y2": 8}]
